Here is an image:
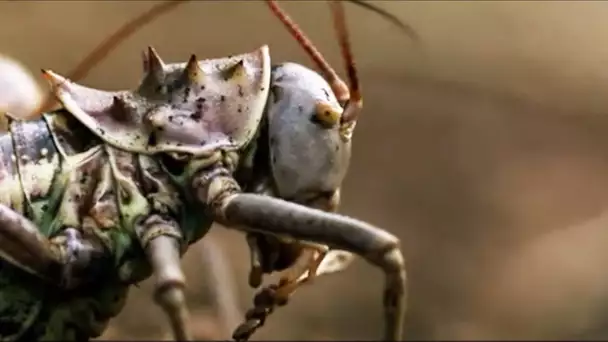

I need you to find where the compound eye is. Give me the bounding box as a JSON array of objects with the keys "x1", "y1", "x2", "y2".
[{"x1": 312, "y1": 101, "x2": 341, "y2": 128}]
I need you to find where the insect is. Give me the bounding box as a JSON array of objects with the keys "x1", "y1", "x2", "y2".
[{"x1": 0, "y1": 1, "x2": 414, "y2": 340}]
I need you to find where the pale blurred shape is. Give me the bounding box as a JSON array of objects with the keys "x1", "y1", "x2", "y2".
[{"x1": 0, "y1": 54, "x2": 43, "y2": 119}]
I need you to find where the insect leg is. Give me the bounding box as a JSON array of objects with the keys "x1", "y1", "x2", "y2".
[
  {"x1": 196, "y1": 174, "x2": 407, "y2": 341},
  {"x1": 137, "y1": 214, "x2": 191, "y2": 341},
  {"x1": 236, "y1": 190, "x2": 357, "y2": 340},
  {"x1": 234, "y1": 243, "x2": 357, "y2": 341},
  {"x1": 0, "y1": 204, "x2": 102, "y2": 288},
  {"x1": 268, "y1": 247, "x2": 356, "y2": 307}
]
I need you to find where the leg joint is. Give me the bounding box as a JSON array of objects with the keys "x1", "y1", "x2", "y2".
[{"x1": 365, "y1": 237, "x2": 404, "y2": 273}]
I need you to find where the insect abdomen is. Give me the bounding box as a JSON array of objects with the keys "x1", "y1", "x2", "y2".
[
  {"x1": 0, "y1": 118, "x2": 67, "y2": 339},
  {"x1": 0, "y1": 114, "x2": 133, "y2": 340},
  {"x1": 0, "y1": 118, "x2": 60, "y2": 218}
]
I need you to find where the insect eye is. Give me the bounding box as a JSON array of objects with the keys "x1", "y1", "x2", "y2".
[{"x1": 311, "y1": 101, "x2": 341, "y2": 129}]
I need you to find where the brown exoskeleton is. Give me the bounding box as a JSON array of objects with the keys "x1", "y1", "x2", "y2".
[{"x1": 0, "y1": 1, "x2": 412, "y2": 340}]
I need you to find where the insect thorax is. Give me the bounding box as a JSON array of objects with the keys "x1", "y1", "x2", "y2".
[{"x1": 0, "y1": 110, "x2": 213, "y2": 340}]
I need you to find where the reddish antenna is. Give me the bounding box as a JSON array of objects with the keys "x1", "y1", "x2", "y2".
[
  {"x1": 329, "y1": 0, "x2": 362, "y2": 124},
  {"x1": 265, "y1": 0, "x2": 362, "y2": 125},
  {"x1": 330, "y1": 1, "x2": 360, "y2": 105},
  {"x1": 265, "y1": 0, "x2": 351, "y2": 104},
  {"x1": 34, "y1": 0, "x2": 412, "y2": 124}
]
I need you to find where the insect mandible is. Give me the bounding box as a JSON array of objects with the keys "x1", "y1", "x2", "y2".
[{"x1": 0, "y1": 1, "x2": 415, "y2": 340}]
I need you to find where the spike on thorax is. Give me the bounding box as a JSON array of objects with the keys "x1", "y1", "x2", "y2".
[
  {"x1": 183, "y1": 54, "x2": 204, "y2": 85},
  {"x1": 145, "y1": 46, "x2": 166, "y2": 79},
  {"x1": 110, "y1": 95, "x2": 132, "y2": 123},
  {"x1": 41, "y1": 69, "x2": 68, "y2": 90},
  {"x1": 223, "y1": 59, "x2": 247, "y2": 82},
  {"x1": 139, "y1": 47, "x2": 166, "y2": 92}
]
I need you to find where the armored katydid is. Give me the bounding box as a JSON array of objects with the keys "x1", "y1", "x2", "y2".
[{"x1": 0, "y1": 1, "x2": 415, "y2": 340}]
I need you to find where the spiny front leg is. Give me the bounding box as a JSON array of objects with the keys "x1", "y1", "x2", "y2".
[
  {"x1": 0, "y1": 203, "x2": 102, "y2": 289},
  {"x1": 236, "y1": 190, "x2": 357, "y2": 341},
  {"x1": 245, "y1": 189, "x2": 345, "y2": 288},
  {"x1": 137, "y1": 214, "x2": 191, "y2": 341},
  {"x1": 195, "y1": 173, "x2": 407, "y2": 341}
]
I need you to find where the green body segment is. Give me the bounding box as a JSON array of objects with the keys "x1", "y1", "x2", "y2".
[{"x1": 0, "y1": 110, "x2": 212, "y2": 341}]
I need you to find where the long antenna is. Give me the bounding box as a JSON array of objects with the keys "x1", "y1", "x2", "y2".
[
  {"x1": 348, "y1": 0, "x2": 419, "y2": 43},
  {"x1": 330, "y1": 0, "x2": 360, "y2": 106},
  {"x1": 34, "y1": 0, "x2": 416, "y2": 115},
  {"x1": 265, "y1": 0, "x2": 350, "y2": 103}
]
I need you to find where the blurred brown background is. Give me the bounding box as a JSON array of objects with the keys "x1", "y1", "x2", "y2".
[{"x1": 4, "y1": 0, "x2": 608, "y2": 340}]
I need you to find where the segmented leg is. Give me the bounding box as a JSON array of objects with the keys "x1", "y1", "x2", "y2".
[
  {"x1": 153, "y1": 234, "x2": 243, "y2": 341},
  {"x1": 0, "y1": 203, "x2": 101, "y2": 289},
  {"x1": 234, "y1": 246, "x2": 355, "y2": 341},
  {"x1": 196, "y1": 173, "x2": 407, "y2": 341},
  {"x1": 236, "y1": 190, "x2": 357, "y2": 340},
  {"x1": 137, "y1": 214, "x2": 191, "y2": 341}
]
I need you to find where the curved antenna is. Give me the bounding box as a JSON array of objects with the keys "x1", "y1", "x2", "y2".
[
  {"x1": 265, "y1": 0, "x2": 351, "y2": 103},
  {"x1": 35, "y1": 0, "x2": 190, "y2": 115},
  {"x1": 33, "y1": 0, "x2": 413, "y2": 118},
  {"x1": 265, "y1": 0, "x2": 378, "y2": 127},
  {"x1": 347, "y1": 0, "x2": 420, "y2": 43},
  {"x1": 329, "y1": 0, "x2": 363, "y2": 127},
  {"x1": 330, "y1": 1, "x2": 360, "y2": 105}
]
